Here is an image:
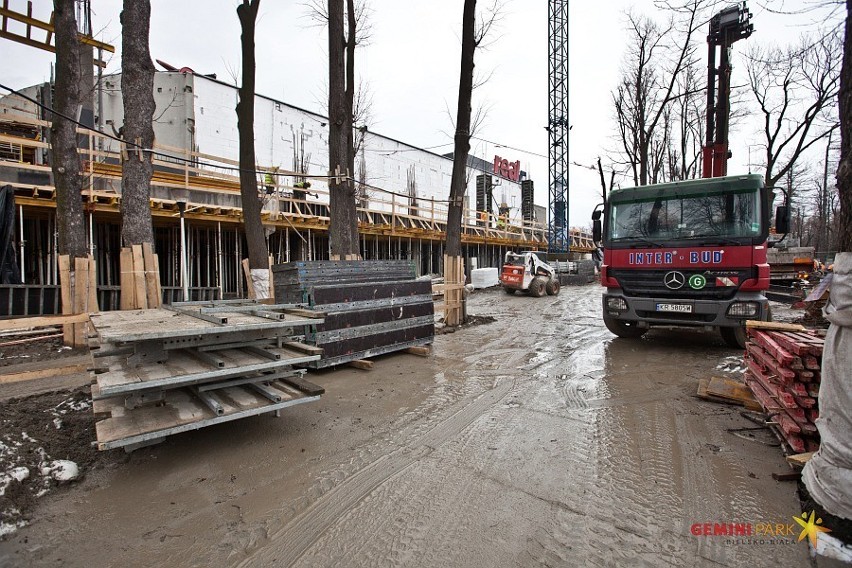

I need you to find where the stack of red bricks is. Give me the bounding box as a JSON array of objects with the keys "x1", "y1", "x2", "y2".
[{"x1": 743, "y1": 325, "x2": 824, "y2": 454}]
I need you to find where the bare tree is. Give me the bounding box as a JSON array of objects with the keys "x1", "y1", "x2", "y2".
[
  {"x1": 446, "y1": 0, "x2": 499, "y2": 257},
  {"x1": 119, "y1": 0, "x2": 155, "y2": 246},
  {"x1": 747, "y1": 31, "x2": 842, "y2": 198},
  {"x1": 51, "y1": 0, "x2": 87, "y2": 260},
  {"x1": 236, "y1": 0, "x2": 269, "y2": 276},
  {"x1": 327, "y1": 0, "x2": 360, "y2": 258},
  {"x1": 838, "y1": 1, "x2": 852, "y2": 252},
  {"x1": 612, "y1": 2, "x2": 708, "y2": 187}
]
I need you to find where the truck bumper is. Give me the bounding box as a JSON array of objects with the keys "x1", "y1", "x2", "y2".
[{"x1": 602, "y1": 289, "x2": 769, "y2": 328}]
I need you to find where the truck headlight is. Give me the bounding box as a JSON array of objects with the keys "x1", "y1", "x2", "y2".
[
  {"x1": 606, "y1": 297, "x2": 628, "y2": 312},
  {"x1": 727, "y1": 302, "x2": 759, "y2": 318}
]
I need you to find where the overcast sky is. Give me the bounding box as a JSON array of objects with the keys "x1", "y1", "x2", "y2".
[{"x1": 0, "y1": 0, "x2": 842, "y2": 226}]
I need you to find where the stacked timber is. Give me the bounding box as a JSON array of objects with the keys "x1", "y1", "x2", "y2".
[
  {"x1": 272, "y1": 260, "x2": 434, "y2": 368},
  {"x1": 88, "y1": 300, "x2": 326, "y2": 451},
  {"x1": 743, "y1": 322, "x2": 824, "y2": 454}
]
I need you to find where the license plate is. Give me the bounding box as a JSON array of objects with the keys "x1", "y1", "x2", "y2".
[{"x1": 656, "y1": 303, "x2": 693, "y2": 313}]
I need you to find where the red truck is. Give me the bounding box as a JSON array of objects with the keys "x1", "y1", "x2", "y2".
[{"x1": 592, "y1": 174, "x2": 788, "y2": 348}]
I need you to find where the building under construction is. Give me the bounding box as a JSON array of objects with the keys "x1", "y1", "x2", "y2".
[{"x1": 0, "y1": 70, "x2": 593, "y2": 314}]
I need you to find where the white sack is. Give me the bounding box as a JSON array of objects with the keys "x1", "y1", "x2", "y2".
[{"x1": 803, "y1": 252, "x2": 852, "y2": 520}]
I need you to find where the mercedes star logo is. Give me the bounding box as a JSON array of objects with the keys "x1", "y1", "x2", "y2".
[{"x1": 664, "y1": 271, "x2": 686, "y2": 290}]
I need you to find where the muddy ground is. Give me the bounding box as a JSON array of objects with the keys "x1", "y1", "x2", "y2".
[{"x1": 0, "y1": 285, "x2": 835, "y2": 566}]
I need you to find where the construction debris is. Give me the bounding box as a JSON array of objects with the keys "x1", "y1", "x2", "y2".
[
  {"x1": 697, "y1": 376, "x2": 762, "y2": 411},
  {"x1": 88, "y1": 300, "x2": 326, "y2": 451},
  {"x1": 742, "y1": 323, "x2": 825, "y2": 454}
]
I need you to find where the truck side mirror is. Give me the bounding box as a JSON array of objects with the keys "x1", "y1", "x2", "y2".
[
  {"x1": 775, "y1": 205, "x2": 791, "y2": 234},
  {"x1": 591, "y1": 207, "x2": 603, "y2": 242}
]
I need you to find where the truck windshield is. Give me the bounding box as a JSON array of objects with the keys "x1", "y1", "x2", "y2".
[{"x1": 608, "y1": 189, "x2": 760, "y2": 243}]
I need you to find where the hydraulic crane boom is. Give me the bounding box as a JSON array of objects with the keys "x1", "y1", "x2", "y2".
[{"x1": 702, "y1": 2, "x2": 753, "y2": 178}]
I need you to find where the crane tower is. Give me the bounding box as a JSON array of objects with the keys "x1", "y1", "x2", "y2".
[{"x1": 547, "y1": 1, "x2": 569, "y2": 253}]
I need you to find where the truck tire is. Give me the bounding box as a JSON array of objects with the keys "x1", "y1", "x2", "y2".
[
  {"x1": 504, "y1": 286, "x2": 515, "y2": 295},
  {"x1": 528, "y1": 278, "x2": 546, "y2": 297},
  {"x1": 603, "y1": 314, "x2": 646, "y2": 339},
  {"x1": 546, "y1": 278, "x2": 560, "y2": 296},
  {"x1": 720, "y1": 326, "x2": 747, "y2": 349}
]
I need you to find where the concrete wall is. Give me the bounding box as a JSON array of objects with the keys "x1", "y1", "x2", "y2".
[{"x1": 1, "y1": 71, "x2": 531, "y2": 225}]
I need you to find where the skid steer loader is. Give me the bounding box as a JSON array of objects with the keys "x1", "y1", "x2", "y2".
[{"x1": 500, "y1": 251, "x2": 560, "y2": 297}]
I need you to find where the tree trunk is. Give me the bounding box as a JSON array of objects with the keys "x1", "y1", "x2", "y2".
[
  {"x1": 119, "y1": 0, "x2": 155, "y2": 246},
  {"x1": 328, "y1": 0, "x2": 359, "y2": 259},
  {"x1": 446, "y1": 0, "x2": 477, "y2": 258},
  {"x1": 236, "y1": 0, "x2": 268, "y2": 270},
  {"x1": 837, "y1": 1, "x2": 852, "y2": 252},
  {"x1": 51, "y1": 0, "x2": 87, "y2": 260}
]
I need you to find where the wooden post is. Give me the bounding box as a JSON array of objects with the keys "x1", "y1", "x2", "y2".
[
  {"x1": 242, "y1": 258, "x2": 256, "y2": 299},
  {"x1": 443, "y1": 254, "x2": 464, "y2": 326},
  {"x1": 142, "y1": 243, "x2": 162, "y2": 308},
  {"x1": 119, "y1": 248, "x2": 135, "y2": 310},
  {"x1": 59, "y1": 255, "x2": 73, "y2": 344},
  {"x1": 72, "y1": 256, "x2": 89, "y2": 346},
  {"x1": 131, "y1": 245, "x2": 148, "y2": 310}
]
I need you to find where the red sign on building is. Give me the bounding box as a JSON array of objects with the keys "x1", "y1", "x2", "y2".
[{"x1": 493, "y1": 155, "x2": 521, "y2": 182}]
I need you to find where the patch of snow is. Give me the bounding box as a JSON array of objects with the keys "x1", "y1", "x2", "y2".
[
  {"x1": 20, "y1": 432, "x2": 36, "y2": 443},
  {"x1": 40, "y1": 460, "x2": 79, "y2": 482},
  {"x1": 0, "y1": 509, "x2": 26, "y2": 537},
  {"x1": 9, "y1": 467, "x2": 29, "y2": 482},
  {"x1": 52, "y1": 418, "x2": 62, "y2": 430},
  {"x1": 0, "y1": 468, "x2": 28, "y2": 497}
]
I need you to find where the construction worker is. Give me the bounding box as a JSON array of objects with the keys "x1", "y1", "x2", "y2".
[{"x1": 264, "y1": 167, "x2": 278, "y2": 195}]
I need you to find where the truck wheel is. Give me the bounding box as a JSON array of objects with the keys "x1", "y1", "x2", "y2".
[
  {"x1": 603, "y1": 314, "x2": 646, "y2": 339},
  {"x1": 504, "y1": 286, "x2": 515, "y2": 295},
  {"x1": 528, "y1": 278, "x2": 546, "y2": 297},
  {"x1": 546, "y1": 279, "x2": 560, "y2": 296},
  {"x1": 720, "y1": 326, "x2": 747, "y2": 349}
]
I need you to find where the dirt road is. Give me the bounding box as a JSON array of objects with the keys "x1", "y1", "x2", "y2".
[{"x1": 0, "y1": 284, "x2": 811, "y2": 566}]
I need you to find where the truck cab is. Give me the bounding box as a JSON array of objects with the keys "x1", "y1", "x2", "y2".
[{"x1": 594, "y1": 174, "x2": 774, "y2": 348}]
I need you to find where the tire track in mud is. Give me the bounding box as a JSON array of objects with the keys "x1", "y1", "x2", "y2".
[{"x1": 236, "y1": 378, "x2": 515, "y2": 567}]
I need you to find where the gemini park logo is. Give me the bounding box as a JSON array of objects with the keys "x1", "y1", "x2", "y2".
[{"x1": 690, "y1": 511, "x2": 831, "y2": 546}]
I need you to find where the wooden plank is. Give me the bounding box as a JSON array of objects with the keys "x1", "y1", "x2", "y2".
[
  {"x1": 59, "y1": 255, "x2": 72, "y2": 344},
  {"x1": 282, "y1": 341, "x2": 324, "y2": 355},
  {"x1": 243, "y1": 259, "x2": 256, "y2": 300},
  {"x1": 348, "y1": 359, "x2": 374, "y2": 370},
  {"x1": 152, "y1": 253, "x2": 162, "y2": 307},
  {"x1": 748, "y1": 330, "x2": 796, "y2": 366},
  {"x1": 0, "y1": 333, "x2": 63, "y2": 347},
  {"x1": 142, "y1": 243, "x2": 161, "y2": 309},
  {"x1": 0, "y1": 361, "x2": 91, "y2": 384},
  {"x1": 745, "y1": 320, "x2": 806, "y2": 332},
  {"x1": 73, "y1": 256, "x2": 89, "y2": 347},
  {"x1": 119, "y1": 248, "x2": 135, "y2": 310},
  {"x1": 279, "y1": 375, "x2": 325, "y2": 396},
  {"x1": 131, "y1": 245, "x2": 148, "y2": 310},
  {"x1": 706, "y1": 377, "x2": 759, "y2": 405},
  {"x1": 282, "y1": 308, "x2": 325, "y2": 319},
  {"x1": 0, "y1": 313, "x2": 89, "y2": 331},
  {"x1": 405, "y1": 346, "x2": 431, "y2": 357},
  {"x1": 786, "y1": 451, "x2": 816, "y2": 468}
]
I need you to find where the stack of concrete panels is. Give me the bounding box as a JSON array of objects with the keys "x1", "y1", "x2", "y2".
[
  {"x1": 88, "y1": 300, "x2": 326, "y2": 451},
  {"x1": 273, "y1": 261, "x2": 434, "y2": 368},
  {"x1": 272, "y1": 260, "x2": 416, "y2": 304}
]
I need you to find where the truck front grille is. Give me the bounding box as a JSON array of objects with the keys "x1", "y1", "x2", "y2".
[{"x1": 609, "y1": 268, "x2": 752, "y2": 300}]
